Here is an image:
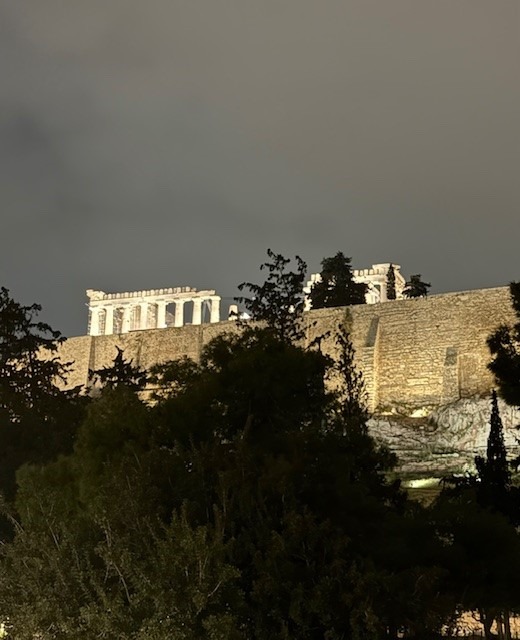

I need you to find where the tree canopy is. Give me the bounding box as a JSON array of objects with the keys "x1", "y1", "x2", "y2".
[
  {"x1": 309, "y1": 252, "x2": 367, "y2": 309},
  {"x1": 435, "y1": 392, "x2": 520, "y2": 638},
  {"x1": 235, "y1": 248, "x2": 307, "y2": 343},
  {"x1": 0, "y1": 272, "x2": 447, "y2": 639},
  {"x1": 402, "y1": 274, "x2": 431, "y2": 298},
  {"x1": 0, "y1": 288, "x2": 85, "y2": 513},
  {"x1": 1, "y1": 266, "x2": 520, "y2": 638}
]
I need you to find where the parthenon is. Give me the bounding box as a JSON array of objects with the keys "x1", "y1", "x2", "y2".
[{"x1": 86, "y1": 287, "x2": 221, "y2": 336}]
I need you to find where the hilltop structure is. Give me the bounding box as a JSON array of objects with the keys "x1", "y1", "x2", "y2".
[
  {"x1": 86, "y1": 287, "x2": 221, "y2": 336},
  {"x1": 304, "y1": 262, "x2": 406, "y2": 307},
  {"x1": 69, "y1": 284, "x2": 513, "y2": 414},
  {"x1": 87, "y1": 262, "x2": 406, "y2": 337},
  {"x1": 65, "y1": 280, "x2": 518, "y2": 477}
]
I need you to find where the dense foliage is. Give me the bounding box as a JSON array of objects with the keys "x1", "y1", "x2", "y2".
[
  {"x1": 0, "y1": 288, "x2": 86, "y2": 535},
  {"x1": 235, "y1": 248, "x2": 307, "y2": 343},
  {"x1": 403, "y1": 274, "x2": 431, "y2": 298},
  {"x1": 309, "y1": 252, "x2": 367, "y2": 309},
  {"x1": 435, "y1": 392, "x2": 520, "y2": 638},
  {"x1": 1, "y1": 259, "x2": 520, "y2": 638}
]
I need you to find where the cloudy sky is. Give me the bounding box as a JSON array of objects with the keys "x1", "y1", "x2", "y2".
[{"x1": 1, "y1": 0, "x2": 518, "y2": 336}]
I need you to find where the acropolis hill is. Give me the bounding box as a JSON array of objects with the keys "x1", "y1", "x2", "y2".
[{"x1": 58, "y1": 279, "x2": 520, "y2": 476}]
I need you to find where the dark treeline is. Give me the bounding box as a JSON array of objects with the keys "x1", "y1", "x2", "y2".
[{"x1": 0, "y1": 255, "x2": 519, "y2": 639}]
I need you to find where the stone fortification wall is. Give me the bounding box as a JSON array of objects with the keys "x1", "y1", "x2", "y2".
[
  {"x1": 307, "y1": 286, "x2": 515, "y2": 412},
  {"x1": 62, "y1": 323, "x2": 226, "y2": 389},
  {"x1": 61, "y1": 286, "x2": 515, "y2": 412}
]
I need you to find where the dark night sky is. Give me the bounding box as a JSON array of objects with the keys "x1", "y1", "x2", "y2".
[{"x1": 1, "y1": 1, "x2": 518, "y2": 337}]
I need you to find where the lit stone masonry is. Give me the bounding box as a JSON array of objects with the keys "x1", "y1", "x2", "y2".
[
  {"x1": 86, "y1": 287, "x2": 221, "y2": 336},
  {"x1": 304, "y1": 262, "x2": 406, "y2": 308},
  {"x1": 57, "y1": 286, "x2": 518, "y2": 476}
]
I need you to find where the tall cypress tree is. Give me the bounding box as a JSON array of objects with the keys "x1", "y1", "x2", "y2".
[
  {"x1": 438, "y1": 391, "x2": 519, "y2": 639},
  {"x1": 386, "y1": 264, "x2": 396, "y2": 300},
  {"x1": 442, "y1": 390, "x2": 515, "y2": 520},
  {"x1": 475, "y1": 390, "x2": 511, "y2": 501}
]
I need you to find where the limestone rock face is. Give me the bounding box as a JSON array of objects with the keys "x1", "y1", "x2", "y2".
[{"x1": 368, "y1": 397, "x2": 520, "y2": 477}]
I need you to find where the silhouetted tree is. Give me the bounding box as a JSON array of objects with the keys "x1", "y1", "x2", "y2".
[
  {"x1": 235, "y1": 249, "x2": 307, "y2": 343},
  {"x1": 443, "y1": 391, "x2": 517, "y2": 521},
  {"x1": 487, "y1": 282, "x2": 520, "y2": 407},
  {"x1": 432, "y1": 495, "x2": 520, "y2": 640},
  {"x1": 403, "y1": 274, "x2": 431, "y2": 298},
  {"x1": 386, "y1": 264, "x2": 396, "y2": 300},
  {"x1": 331, "y1": 322, "x2": 368, "y2": 426},
  {"x1": 0, "y1": 264, "x2": 449, "y2": 638},
  {"x1": 0, "y1": 287, "x2": 85, "y2": 509},
  {"x1": 475, "y1": 391, "x2": 512, "y2": 510},
  {"x1": 437, "y1": 392, "x2": 520, "y2": 638},
  {"x1": 309, "y1": 252, "x2": 367, "y2": 309},
  {"x1": 0, "y1": 287, "x2": 68, "y2": 421},
  {"x1": 89, "y1": 346, "x2": 148, "y2": 392}
]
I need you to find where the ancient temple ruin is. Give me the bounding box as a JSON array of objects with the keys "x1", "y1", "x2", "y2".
[
  {"x1": 304, "y1": 263, "x2": 406, "y2": 307},
  {"x1": 87, "y1": 263, "x2": 405, "y2": 335},
  {"x1": 353, "y1": 263, "x2": 406, "y2": 303},
  {"x1": 86, "y1": 287, "x2": 221, "y2": 336}
]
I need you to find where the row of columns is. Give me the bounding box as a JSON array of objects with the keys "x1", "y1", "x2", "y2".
[{"x1": 89, "y1": 296, "x2": 221, "y2": 336}]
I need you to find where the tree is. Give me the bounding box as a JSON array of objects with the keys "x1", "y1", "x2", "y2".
[
  {"x1": 386, "y1": 264, "x2": 396, "y2": 300},
  {"x1": 436, "y1": 392, "x2": 520, "y2": 638},
  {"x1": 0, "y1": 287, "x2": 85, "y2": 512},
  {"x1": 487, "y1": 282, "x2": 520, "y2": 407},
  {"x1": 235, "y1": 249, "x2": 307, "y2": 343},
  {"x1": 475, "y1": 391, "x2": 512, "y2": 512},
  {"x1": 0, "y1": 265, "x2": 452, "y2": 638},
  {"x1": 432, "y1": 495, "x2": 520, "y2": 640},
  {"x1": 309, "y1": 252, "x2": 367, "y2": 309},
  {"x1": 0, "y1": 459, "x2": 244, "y2": 639},
  {"x1": 0, "y1": 287, "x2": 69, "y2": 422},
  {"x1": 402, "y1": 274, "x2": 431, "y2": 298},
  {"x1": 330, "y1": 321, "x2": 368, "y2": 426},
  {"x1": 89, "y1": 346, "x2": 148, "y2": 392},
  {"x1": 442, "y1": 391, "x2": 517, "y2": 522}
]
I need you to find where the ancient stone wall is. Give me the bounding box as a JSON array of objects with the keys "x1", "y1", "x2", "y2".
[
  {"x1": 60, "y1": 286, "x2": 515, "y2": 412},
  {"x1": 305, "y1": 286, "x2": 515, "y2": 412}
]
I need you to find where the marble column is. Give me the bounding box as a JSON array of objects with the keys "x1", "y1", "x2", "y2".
[
  {"x1": 379, "y1": 279, "x2": 387, "y2": 302},
  {"x1": 122, "y1": 306, "x2": 132, "y2": 333},
  {"x1": 192, "y1": 298, "x2": 203, "y2": 325},
  {"x1": 174, "y1": 299, "x2": 185, "y2": 327},
  {"x1": 156, "y1": 301, "x2": 167, "y2": 328},
  {"x1": 140, "y1": 302, "x2": 149, "y2": 329},
  {"x1": 105, "y1": 305, "x2": 114, "y2": 335},
  {"x1": 90, "y1": 308, "x2": 100, "y2": 335},
  {"x1": 209, "y1": 296, "x2": 220, "y2": 323}
]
